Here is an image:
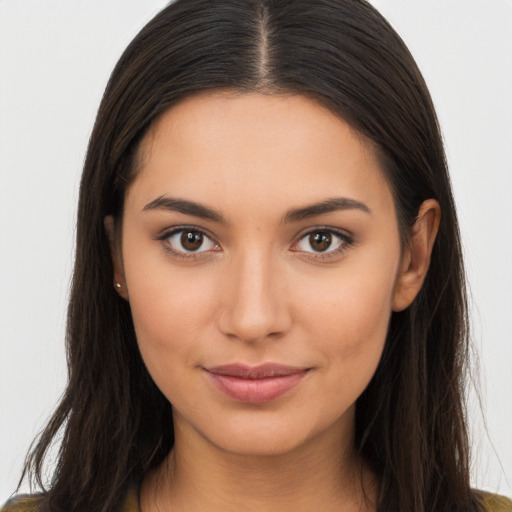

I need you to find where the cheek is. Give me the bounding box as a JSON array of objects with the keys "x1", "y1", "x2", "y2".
[
  {"x1": 123, "y1": 253, "x2": 219, "y2": 380},
  {"x1": 297, "y1": 257, "x2": 398, "y2": 387}
]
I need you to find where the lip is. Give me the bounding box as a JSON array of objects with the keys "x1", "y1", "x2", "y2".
[{"x1": 203, "y1": 363, "x2": 310, "y2": 404}]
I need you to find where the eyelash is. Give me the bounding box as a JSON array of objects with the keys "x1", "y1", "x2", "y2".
[
  {"x1": 292, "y1": 227, "x2": 354, "y2": 261},
  {"x1": 156, "y1": 226, "x2": 220, "y2": 261},
  {"x1": 156, "y1": 226, "x2": 354, "y2": 261}
]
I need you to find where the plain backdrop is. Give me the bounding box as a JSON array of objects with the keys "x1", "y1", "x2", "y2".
[{"x1": 1, "y1": 0, "x2": 511, "y2": 502}]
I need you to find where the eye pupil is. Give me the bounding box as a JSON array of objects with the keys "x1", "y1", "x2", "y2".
[
  {"x1": 310, "y1": 232, "x2": 332, "y2": 252},
  {"x1": 181, "y1": 231, "x2": 203, "y2": 251}
]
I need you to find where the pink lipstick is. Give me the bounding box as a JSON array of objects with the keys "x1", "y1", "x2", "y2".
[{"x1": 204, "y1": 363, "x2": 309, "y2": 403}]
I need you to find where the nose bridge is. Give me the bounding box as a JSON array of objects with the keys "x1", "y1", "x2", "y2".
[{"x1": 218, "y1": 245, "x2": 289, "y2": 343}]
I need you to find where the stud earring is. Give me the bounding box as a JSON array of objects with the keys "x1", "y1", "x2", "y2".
[{"x1": 115, "y1": 283, "x2": 122, "y2": 289}]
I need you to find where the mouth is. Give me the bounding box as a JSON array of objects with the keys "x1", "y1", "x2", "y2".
[{"x1": 203, "y1": 363, "x2": 310, "y2": 404}]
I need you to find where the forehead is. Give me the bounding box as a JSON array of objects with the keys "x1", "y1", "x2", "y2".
[{"x1": 127, "y1": 91, "x2": 393, "y2": 217}]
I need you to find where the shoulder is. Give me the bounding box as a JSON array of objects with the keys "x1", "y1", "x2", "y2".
[
  {"x1": 1, "y1": 486, "x2": 139, "y2": 512},
  {"x1": 481, "y1": 492, "x2": 512, "y2": 512},
  {"x1": 1, "y1": 494, "x2": 43, "y2": 512},
  {"x1": 121, "y1": 485, "x2": 140, "y2": 512}
]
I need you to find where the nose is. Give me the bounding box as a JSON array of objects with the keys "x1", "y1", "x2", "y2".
[{"x1": 217, "y1": 249, "x2": 292, "y2": 344}]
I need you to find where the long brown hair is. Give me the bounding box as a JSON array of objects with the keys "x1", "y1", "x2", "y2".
[{"x1": 19, "y1": 1, "x2": 483, "y2": 510}]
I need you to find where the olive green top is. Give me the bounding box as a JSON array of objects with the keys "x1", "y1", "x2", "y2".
[
  {"x1": 482, "y1": 493, "x2": 512, "y2": 512},
  {"x1": 2, "y1": 488, "x2": 512, "y2": 511}
]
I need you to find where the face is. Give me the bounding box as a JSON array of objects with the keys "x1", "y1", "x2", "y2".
[{"x1": 115, "y1": 92, "x2": 409, "y2": 457}]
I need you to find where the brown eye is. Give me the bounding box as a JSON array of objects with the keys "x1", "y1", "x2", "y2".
[
  {"x1": 309, "y1": 232, "x2": 332, "y2": 252},
  {"x1": 294, "y1": 229, "x2": 349, "y2": 256},
  {"x1": 181, "y1": 231, "x2": 204, "y2": 251},
  {"x1": 165, "y1": 229, "x2": 218, "y2": 255}
]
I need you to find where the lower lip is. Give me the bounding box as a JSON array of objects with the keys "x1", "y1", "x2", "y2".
[{"x1": 205, "y1": 371, "x2": 308, "y2": 404}]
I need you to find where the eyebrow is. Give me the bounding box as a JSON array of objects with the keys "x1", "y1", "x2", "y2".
[
  {"x1": 283, "y1": 197, "x2": 371, "y2": 223},
  {"x1": 143, "y1": 196, "x2": 225, "y2": 223},
  {"x1": 142, "y1": 195, "x2": 370, "y2": 224}
]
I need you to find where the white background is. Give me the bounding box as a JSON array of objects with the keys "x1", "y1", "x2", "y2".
[{"x1": 1, "y1": 0, "x2": 511, "y2": 502}]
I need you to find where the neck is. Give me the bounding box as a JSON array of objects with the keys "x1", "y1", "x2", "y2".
[{"x1": 140, "y1": 415, "x2": 379, "y2": 512}]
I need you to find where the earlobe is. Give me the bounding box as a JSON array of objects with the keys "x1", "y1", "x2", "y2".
[
  {"x1": 392, "y1": 199, "x2": 441, "y2": 312},
  {"x1": 104, "y1": 215, "x2": 128, "y2": 300}
]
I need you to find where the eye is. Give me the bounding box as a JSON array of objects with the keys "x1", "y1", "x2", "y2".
[
  {"x1": 163, "y1": 228, "x2": 219, "y2": 255},
  {"x1": 293, "y1": 228, "x2": 352, "y2": 255}
]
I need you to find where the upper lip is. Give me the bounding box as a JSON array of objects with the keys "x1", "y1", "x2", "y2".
[{"x1": 204, "y1": 363, "x2": 309, "y2": 379}]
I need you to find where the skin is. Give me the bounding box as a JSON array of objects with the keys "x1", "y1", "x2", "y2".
[{"x1": 107, "y1": 92, "x2": 440, "y2": 511}]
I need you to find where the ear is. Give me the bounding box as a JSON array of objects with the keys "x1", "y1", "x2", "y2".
[
  {"x1": 392, "y1": 199, "x2": 441, "y2": 312},
  {"x1": 104, "y1": 215, "x2": 128, "y2": 300}
]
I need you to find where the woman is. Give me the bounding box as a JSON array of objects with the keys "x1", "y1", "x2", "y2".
[{"x1": 3, "y1": 0, "x2": 511, "y2": 511}]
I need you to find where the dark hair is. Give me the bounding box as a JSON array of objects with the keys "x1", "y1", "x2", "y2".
[{"x1": 19, "y1": 1, "x2": 483, "y2": 511}]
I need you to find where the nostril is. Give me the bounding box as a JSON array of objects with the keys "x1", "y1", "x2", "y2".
[
  {"x1": 217, "y1": 307, "x2": 290, "y2": 344},
  {"x1": 216, "y1": 257, "x2": 292, "y2": 342}
]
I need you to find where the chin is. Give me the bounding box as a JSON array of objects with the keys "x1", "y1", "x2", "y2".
[
  {"x1": 176, "y1": 404, "x2": 352, "y2": 460},
  {"x1": 208, "y1": 429, "x2": 312, "y2": 458}
]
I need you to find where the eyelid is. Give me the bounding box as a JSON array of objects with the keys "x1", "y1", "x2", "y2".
[
  {"x1": 291, "y1": 226, "x2": 354, "y2": 259},
  {"x1": 154, "y1": 224, "x2": 354, "y2": 261},
  {"x1": 155, "y1": 225, "x2": 221, "y2": 259}
]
